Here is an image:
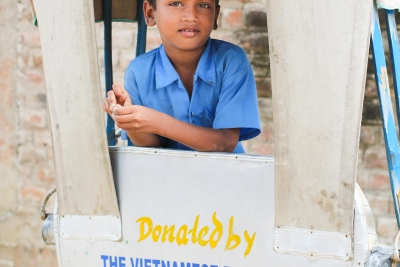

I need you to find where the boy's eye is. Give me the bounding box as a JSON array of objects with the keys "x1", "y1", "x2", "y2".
[
  {"x1": 169, "y1": 1, "x2": 183, "y2": 6},
  {"x1": 198, "y1": 3, "x2": 211, "y2": 8}
]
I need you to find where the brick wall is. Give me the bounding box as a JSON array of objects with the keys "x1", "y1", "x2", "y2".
[{"x1": 0, "y1": 0, "x2": 398, "y2": 265}]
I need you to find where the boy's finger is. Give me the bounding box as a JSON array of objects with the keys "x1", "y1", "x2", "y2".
[
  {"x1": 101, "y1": 101, "x2": 112, "y2": 116},
  {"x1": 109, "y1": 104, "x2": 117, "y2": 113},
  {"x1": 112, "y1": 105, "x2": 135, "y2": 115},
  {"x1": 113, "y1": 84, "x2": 126, "y2": 99},
  {"x1": 112, "y1": 113, "x2": 134, "y2": 124},
  {"x1": 107, "y1": 90, "x2": 117, "y2": 105}
]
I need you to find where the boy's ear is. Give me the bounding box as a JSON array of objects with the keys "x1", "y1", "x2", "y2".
[
  {"x1": 213, "y1": 5, "x2": 221, "y2": 30},
  {"x1": 143, "y1": 0, "x2": 156, "y2": 26}
]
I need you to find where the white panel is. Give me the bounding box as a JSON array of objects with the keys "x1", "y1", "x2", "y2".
[
  {"x1": 273, "y1": 227, "x2": 351, "y2": 261},
  {"x1": 267, "y1": 0, "x2": 372, "y2": 233},
  {"x1": 31, "y1": 0, "x2": 120, "y2": 217},
  {"x1": 60, "y1": 215, "x2": 122, "y2": 242},
  {"x1": 54, "y1": 147, "x2": 371, "y2": 266}
]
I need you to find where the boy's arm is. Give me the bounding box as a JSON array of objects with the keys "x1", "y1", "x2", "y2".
[{"x1": 112, "y1": 105, "x2": 240, "y2": 152}]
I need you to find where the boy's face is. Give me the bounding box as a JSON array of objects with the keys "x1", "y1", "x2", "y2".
[{"x1": 144, "y1": 0, "x2": 220, "y2": 55}]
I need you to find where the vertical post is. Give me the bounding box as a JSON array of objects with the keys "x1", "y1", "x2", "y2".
[
  {"x1": 371, "y1": 4, "x2": 400, "y2": 228},
  {"x1": 136, "y1": 0, "x2": 147, "y2": 57},
  {"x1": 125, "y1": 0, "x2": 148, "y2": 146},
  {"x1": 268, "y1": 0, "x2": 371, "y2": 234},
  {"x1": 104, "y1": 0, "x2": 116, "y2": 146},
  {"x1": 385, "y1": 10, "x2": 400, "y2": 127}
]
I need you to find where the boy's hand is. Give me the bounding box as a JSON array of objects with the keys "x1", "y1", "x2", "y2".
[
  {"x1": 111, "y1": 105, "x2": 160, "y2": 134},
  {"x1": 102, "y1": 84, "x2": 132, "y2": 116}
]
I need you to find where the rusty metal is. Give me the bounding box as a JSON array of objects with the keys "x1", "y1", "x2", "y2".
[{"x1": 40, "y1": 186, "x2": 56, "y2": 221}]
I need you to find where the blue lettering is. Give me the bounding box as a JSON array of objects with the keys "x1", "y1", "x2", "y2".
[
  {"x1": 201, "y1": 265, "x2": 208, "y2": 267},
  {"x1": 145, "y1": 259, "x2": 151, "y2": 267},
  {"x1": 119, "y1": 257, "x2": 126, "y2": 267},
  {"x1": 192, "y1": 264, "x2": 200, "y2": 267},
  {"x1": 181, "y1": 263, "x2": 190, "y2": 267},
  {"x1": 162, "y1": 260, "x2": 170, "y2": 267},
  {"x1": 172, "y1": 262, "x2": 178, "y2": 267},
  {"x1": 130, "y1": 258, "x2": 135, "y2": 267},
  {"x1": 101, "y1": 255, "x2": 108, "y2": 267},
  {"x1": 153, "y1": 259, "x2": 161, "y2": 267},
  {"x1": 110, "y1": 256, "x2": 118, "y2": 267},
  {"x1": 210, "y1": 265, "x2": 218, "y2": 267}
]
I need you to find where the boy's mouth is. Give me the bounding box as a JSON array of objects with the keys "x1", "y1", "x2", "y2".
[
  {"x1": 179, "y1": 29, "x2": 199, "y2": 32},
  {"x1": 178, "y1": 28, "x2": 200, "y2": 37}
]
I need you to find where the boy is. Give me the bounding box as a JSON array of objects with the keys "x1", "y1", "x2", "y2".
[{"x1": 102, "y1": 0, "x2": 260, "y2": 153}]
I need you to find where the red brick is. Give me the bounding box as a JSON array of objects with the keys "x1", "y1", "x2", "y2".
[
  {"x1": 37, "y1": 168, "x2": 55, "y2": 182},
  {"x1": 256, "y1": 78, "x2": 271, "y2": 98},
  {"x1": 366, "y1": 194, "x2": 389, "y2": 215},
  {"x1": 365, "y1": 78, "x2": 378, "y2": 98},
  {"x1": 32, "y1": 52, "x2": 43, "y2": 68},
  {"x1": 22, "y1": 110, "x2": 47, "y2": 129},
  {"x1": 20, "y1": 186, "x2": 46, "y2": 202},
  {"x1": 0, "y1": 144, "x2": 15, "y2": 166},
  {"x1": 38, "y1": 248, "x2": 57, "y2": 267},
  {"x1": 0, "y1": 245, "x2": 15, "y2": 263},
  {"x1": 46, "y1": 146, "x2": 54, "y2": 162},
  {"x1": 389, "y1": 198, "x2": 396, "y2": 215},
  {"x1": 360, "y1": 126, "x2": 376, "y2": 146},
  {"x1": 356, "y1": 171, "x2": 371, "y2": 190},
  {"x1": 146, "y1": 31, "x2": 162, "y2": 51},
  {"x1": 377, "y1": 216, "x2": 398, "y2": 237},
  {"x1": 0, "y1": 116, "x2": 12, "y2": 133},
  {"x1": 34, "y1": 131, "x2": 52, "y2": 146},
  {"x1": 18, "y1": 146, "x2": 46, "y2": 163},
  {"x1": 372, "y1": 173, "x2": 391, "y2": 190},
  {"x1": 364, "y1": 148, "x2": 387, "y2": 169},
  {"x1": 210, "y1": 31, "x2": 237, "y2": 44},
  {"x1": 13, "y1": 246, "x2": 39, "y2": 267},
  {"x1": 22, "y1": 70, "x2": 45, "y2": 87},
  {"x1": 221, "y1": 9, "x2": 243, "y2": 29},
  {"x1": 21, "y1": 29, "x2": 41, "y2": 47},
  {"x1": 17, "y1": 54, "x2": 28, "y2": 69},
  {"x1": 0, "y1": 58, "x2": 13, "y2": 82},
  {"x1": 357, "y1": 148, "x2": 363, "y2": 165}
]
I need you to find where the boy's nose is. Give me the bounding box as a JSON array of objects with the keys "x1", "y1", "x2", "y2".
[{"x1": 182, "y1": 5, "x2": 198, "y2": 22}]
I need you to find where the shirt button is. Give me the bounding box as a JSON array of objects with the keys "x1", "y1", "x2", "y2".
[{"x1": 191, "y1": 112, "x2": 194, "y2": 116}]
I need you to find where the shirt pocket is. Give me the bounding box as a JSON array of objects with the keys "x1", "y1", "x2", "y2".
[{"x1": 204, "y1": 106, "x2": 215, "y2": 125}]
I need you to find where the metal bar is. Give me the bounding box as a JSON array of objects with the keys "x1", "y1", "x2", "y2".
[
  {"x1": 136, "y1": 0, "x2": 148, "y2": 57},
  {"x1": 371, "y1": 3, "x2": 400, "y2": 228},
  {"x1": 125, "y1": 0, "x2": 148, "y2": 146},
  {"x1": 104, "y1": 0, "x2": 116, "y2": 146},
  {"x1": 386, "y1": 10, "x2": 400, "y2": 126}
]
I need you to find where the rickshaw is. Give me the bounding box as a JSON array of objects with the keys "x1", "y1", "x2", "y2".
[{"x1": 31, "y1": 0, "x2": 400, "y2": 265}]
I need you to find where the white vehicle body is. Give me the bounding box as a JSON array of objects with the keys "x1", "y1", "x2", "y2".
[{"x1": 31, "y1": 0, "x2": 399, "y2": 265}]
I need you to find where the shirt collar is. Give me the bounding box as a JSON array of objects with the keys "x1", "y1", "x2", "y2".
[
  {"x1": 155, "y1": 39, "x2": 217, "y2": 89},
  {"x1": 195, "y1": 38, "x2": 216, "y2": 86},
  {"x1": 155, "y1": 45, "x2": 180, "y2": 89}
]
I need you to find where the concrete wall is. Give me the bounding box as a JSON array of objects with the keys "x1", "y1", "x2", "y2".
[{"x1": 0, "y1": 0, "x2": 398, "y2": 265}]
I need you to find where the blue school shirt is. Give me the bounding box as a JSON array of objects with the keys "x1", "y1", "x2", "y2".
[{"x1": 124, "y1": 38, "x2": 260, "y2": 153}]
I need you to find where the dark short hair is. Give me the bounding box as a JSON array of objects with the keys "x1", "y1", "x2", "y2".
[{"x1": 147, "y1": 0, "x2": 220, "y2": 10}]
